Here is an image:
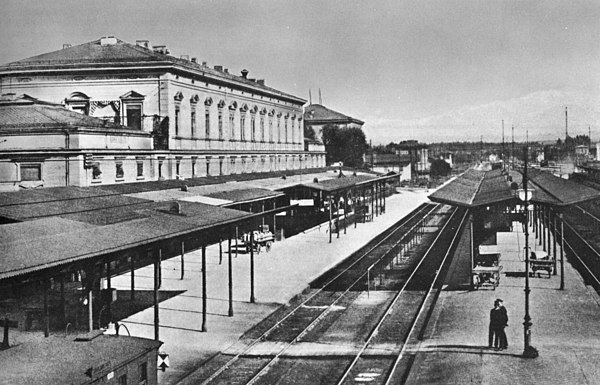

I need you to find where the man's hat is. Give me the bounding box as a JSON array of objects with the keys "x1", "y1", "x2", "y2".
[{"x1": 496, "y1": 298, "x2": 503, "y2": 303}]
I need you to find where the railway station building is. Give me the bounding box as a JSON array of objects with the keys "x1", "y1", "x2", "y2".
[{"x1": 0, "y1": 36, "x2": 326, "y2": 191}]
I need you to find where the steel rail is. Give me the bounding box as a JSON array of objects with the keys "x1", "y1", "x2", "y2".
[
  {"x1": 245, "y1": 203, "x2": 443, "y2": 385},
  {"x1": 383, "y1": 207, "x2": 468, "y2": 385},
  {"x1": 335, "y1": 207, "x2": 464, "y2": 385},
  {"x1": 194, "y1": 203, "x2": 440, "y2": 385},
  {"x1": 562, "y1": 218, "x2": 600, "y2": 288}
]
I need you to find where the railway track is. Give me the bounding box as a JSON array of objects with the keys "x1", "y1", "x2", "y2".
[
  {"x1": 177, "y1": 203, "x2": 465, "y2": 385},
  {"x1": 560, "y1": 205, "x2": 600, "y2": 292}
]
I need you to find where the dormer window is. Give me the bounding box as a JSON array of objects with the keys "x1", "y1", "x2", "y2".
[
  {"x1": 65, "y1": 92, "x2": 90, "y2": 115},
  {"x1": 120, "y1": 91, "x2": 145, "y2": 130}
]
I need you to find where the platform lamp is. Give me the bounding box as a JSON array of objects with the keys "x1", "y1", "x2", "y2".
[{"x1": 517, "y1": 145, "x2": 539, "y2": 359}]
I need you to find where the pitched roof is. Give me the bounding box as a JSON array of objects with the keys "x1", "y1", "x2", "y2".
[
  {"x1": 1, "y1": 37, "x2": 305, "y2": 104},
  {"x1": 304, "y1": 104, "x2": 364, "y2": 125},
  {"x1": 0, "y1": 334, "x2": 161, "y2": 385},
  {"x1": 0, "y1": 94, "x2": 146, "y2": 132},
  {"x1": 511, "y1": 169, "x2": 600, "y2": 206},
  {"x1": 428, "y1": 168, "x2": 514, "y2": 208}
]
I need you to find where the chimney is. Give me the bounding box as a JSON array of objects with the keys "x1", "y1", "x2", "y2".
[
  {"x1": 202, "y1": 61, "x2": 207, "y2": 66},
  {"x1": 248, "y1": 78, "x2": 256, "y2": 82},
  {"x1": 241, "y1": 69, "x2": 249, "y2": 79},
  {"x1": 153, "y1": 45, "x2": 170, "y2": 55},
  {"x1": 136, "y1": 40, "x2": 151, "y2": 49},
  {"x1": 180, "y1": 55, "x2": 189, "y2": 61},
  {"x1": 214, "y1": 65, "x2": 223, "y2": 71},
  {"x1": 191, "y1": 57, "x2": 197, "y2": 63},
  {"x1": 224, "y1": 68, "x2": 229, "y2": 74},
  {"x1": 62, "y1": 43, "x2": 72, "y2": 49},
  {"x1": 257, "y1": 79, "x2": 265, "y2": 85},
  {"x1": 100, "y1": 36, "x2": 118, "y2": 46}
]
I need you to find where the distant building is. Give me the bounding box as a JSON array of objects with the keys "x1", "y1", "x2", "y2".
[
  {"x1": 0, "y1": 36, "x2": 326, "y2": 191},
  {"x1": 303, "y1": 103, "x2": 364, "y2": 142}
]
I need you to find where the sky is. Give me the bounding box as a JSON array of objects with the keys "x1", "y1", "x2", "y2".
[{"x1": 1, "y1": 0, "x2": 599, "y2": 144}]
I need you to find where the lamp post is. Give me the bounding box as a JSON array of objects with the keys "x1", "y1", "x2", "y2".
[{"x1": 518, "y1": 145, "x2": 538, "y2": 358}]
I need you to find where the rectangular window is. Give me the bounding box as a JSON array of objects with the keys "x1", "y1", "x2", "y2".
[
  {"x1": 137, "y1": 160, "x2": 144, "y2": 177},
  {"x1": 260, "y1": 116, "x2": 265, "y2": 142},
  {"x1": 139, "y1": 362, "x2": 148, "y2": 384},
  {"x1": 175, "y1": 107, "x2": 181, "y2": 136},
  {"x1": 118, "y1": 374, "x2": 127, "y2": 385},
  {"x1": 176, "y1": 160, "x2": 181, "y2": 176},
  {"x1": 158, "y1": 160, "x2": 163, "y2": 179},
  {"x1": 205, "y1": 108, "x2": 210, "y2": 138},
  {"x1": 269, "y1": 118, "x2": 273, "y2": 142},
  {"x1": 250, "y1": 116, "x2": 256, "y2": 142},
  {"x1": 218, "y1": 110, "x2": 223, "y2": 139},
  {"x1": 277, "y1": 117, "x2": 281, "y2": 143},
  {"x1": 285, "y1": 118, "x2": 288, "y2": 143},
  {"x1": 20, "y1": 164, "x2": 41, "y2": 181},
  {"x1": 116, "y1": 161, "x2": 124, "y2": 179},
  {"x1": 191, "y1": 111, "x2": 197, "y2": 137},
  {"x1": 240, "y1": 115, "x2": 245, "y2": 141},
  {"x1": 92, "y1": 164, "x2": 102, "y2": 180},
  {"x1": 229, "y1": 113, "x2": 235, "y2": 139},
  {"x1": 126, "y1": 105, "x2": 142, "y2": 130}
]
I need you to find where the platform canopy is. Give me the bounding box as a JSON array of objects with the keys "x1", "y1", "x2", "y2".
[
  {"x1": 510, "y1": 169, "x2": 600, "y2": 206},
  {"x1": 428, "y1": 168, "x2": 514, "y2": 208}
]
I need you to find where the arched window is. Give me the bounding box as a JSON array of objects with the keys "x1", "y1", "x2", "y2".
[{"x1": 65, "y1": 92, "x2": 90, "y2": 115}]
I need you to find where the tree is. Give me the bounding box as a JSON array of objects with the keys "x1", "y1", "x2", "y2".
[
  {"x1": 322, "y1": 124, "x2": 368, "y2": 168},
  {"x1": 430, "y1": 159, "x2": 451, "y2": 177}
]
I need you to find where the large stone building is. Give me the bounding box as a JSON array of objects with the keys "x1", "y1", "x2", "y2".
[{"x1": 0, "y1": 36, "x2": 325, "y2": 190}]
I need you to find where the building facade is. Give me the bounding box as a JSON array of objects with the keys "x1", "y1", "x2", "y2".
[{"x1": 0, "y1": 37, "x2": 325, "y2": 190}]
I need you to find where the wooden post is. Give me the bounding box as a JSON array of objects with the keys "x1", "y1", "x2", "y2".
[
  {"x1": 88, "y1": 289, "x2": 93, "y2": 332},
  {"x1": 219, "y1": 238, "x2": 223, "y2": 265},
  {"x1": 106, "y1": 260, "x2": 112, "y2": 325},
  {"x1": 328, "y1": 195, "x2": 333, "y2": 243},
  {"x1": 228, "y1": 232, "x2": 233, "y2": 317},
  {"x1": 43, "y1": 280, "x2": 49, "y2": 338},
  {"x1": 181, "y1": 241, "x2": 185, "y2": 280},
  {"x1": 250, "y1": 230, "x2": 256, "y2": 303},
  {"x1": 154, "y1": 254, "x2": 160, "y2": 341},
  {"x1": 344, "y1": 192, "x2": 348, "y2": 235},
  {"x1": 130, "y1": 254, "x2": 135, "y2": 302},
  {"x1": 158, "y1": 248, "x2": 162, "y2": 289},
  {"x1": 560, "y1": 215, "x2": 565, "y2": 290},
  {"x1": 235, "y1": 227, "x2": 239, "y2": 258},
  {"x1": 553, "y1": 212, "x2": 557, "y2": 275},
  {"x1": 336, "y1": 194, "x2": 340, "y2": 239},
  {"x1": 202, "y1": 245, "x2": 207, "y2": 332},
  {"x1": 60, "y1": 275, "x2": 66, "y2": 326}
]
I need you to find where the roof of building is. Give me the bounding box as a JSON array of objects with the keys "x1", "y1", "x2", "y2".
[
  {"x1": 0, "y1": 94, "x2": 146, "y2": 132},
  {"x1": 299, "y1": 173, "x2": 397, "y2": 193},
  {"x1": 510, "y1": 169, "x2": 600, "y2": 206},
  {"x1": 304, "y1": 104, "x2": 364, "y2": 125},
  {"x1": 429, "y1": 166, "x2": 600, "y2": 208},
  {"x1": 0, "y1": 37, "x2": 305, "y2": 105},
  {"x1": 428, "y1": 168, "x2": 514, "y2": 208},
  {"x1": 0, "y1": 200, "x2": 253, "y2": 280},
  {"x1": 205, "y1": 188, "x2": 283, "y2": 206},
  {"x1": 0, "y1": 334, "x2": 161, "y2": 385}
]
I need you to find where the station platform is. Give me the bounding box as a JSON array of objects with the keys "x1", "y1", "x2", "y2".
[
  {"x1": 405, "y1": 223, "x2": 600, "y2": 385},
  {"x1": 111, "y1": 188, "x2": 431, "y2": 384}
]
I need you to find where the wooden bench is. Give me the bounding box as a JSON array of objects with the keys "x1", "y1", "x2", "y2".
[
  {"x1": 472, "y1": 265, "x2": 503, "y2": 290},
  {"x1": 530, "y1": 260, "x2": 554, "y2": 278}
]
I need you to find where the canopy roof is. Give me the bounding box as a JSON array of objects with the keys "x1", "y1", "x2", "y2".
[{"x1": 428, "y1": 168, "x2": 514, "y2": 208}]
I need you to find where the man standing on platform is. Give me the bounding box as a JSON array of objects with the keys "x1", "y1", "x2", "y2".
[{"x1": 489, "y1": 299, "x2": 508, "y2": 350}]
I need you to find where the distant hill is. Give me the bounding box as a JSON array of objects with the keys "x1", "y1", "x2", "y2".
[{"x1": 365, "y1": 89, "x2": 600, "y2": 144}]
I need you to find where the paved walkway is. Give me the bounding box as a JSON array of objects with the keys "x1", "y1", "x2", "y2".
[
  {"x1": 111, "y1": 188, "x2": 431, "y2": 384},
  {"x1": 406, "y1": 222, "x2": 600, "y2": 385}
]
